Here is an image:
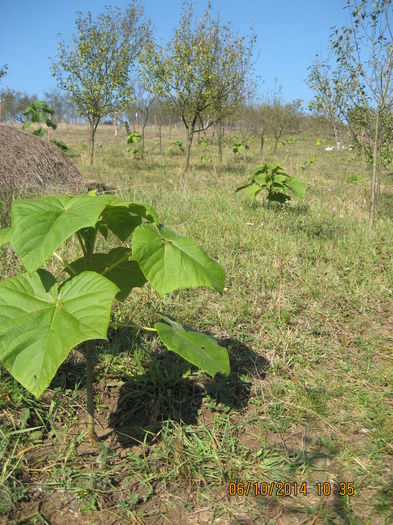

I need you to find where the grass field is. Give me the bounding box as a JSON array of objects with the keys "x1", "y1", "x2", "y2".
[{"x1": 0, "y1": 123, "x2": 392, "y2": 524}]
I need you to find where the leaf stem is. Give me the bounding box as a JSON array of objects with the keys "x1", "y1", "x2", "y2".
[
  {"x1": 110, "y1": 321, "x2": 157, "y2": 332},
  {"x1": 101, "y1": 252, "x2": 131, "y2": 275},
  {"x1": 53, "y1": 252, "x2": 77, "y2": 275},
  {"x1": 76, "y1": 231, "x2": 88, "y2": 260}
]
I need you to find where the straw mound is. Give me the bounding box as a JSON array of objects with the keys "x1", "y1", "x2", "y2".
[{"x1": 0, "y1": 126, "x2": 82, "y2": 194}]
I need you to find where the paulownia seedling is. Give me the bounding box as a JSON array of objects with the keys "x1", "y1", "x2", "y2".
[
  {"x1": 22, "y1": 100, "x2": 57, "y2": 138},
  {"x1": 0, "y1": 193, "x2": 229, "y2": 440},
  {"x1": 127, "y1": 132, "x2": 143, "y2": 159},
  {"x1": 232, "y1": 140, "x2": 249, "y2": 155},
  {"x1": 168, "y1": 140, "x2": 185, "y2": 156},
  {"x1": 236, "y1": 163, "x2": 306, "y2": 206},
  {"x1": 22, "y1": 100, "x2": 70, "y2": 152}
]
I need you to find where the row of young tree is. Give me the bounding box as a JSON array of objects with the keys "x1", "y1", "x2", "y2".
[
  {"x1": 0, "y1": 83, "x2": 320, "y2": 156},
  {"x1": 46, "y1": 1, "x2": 256, "y2": 169},
  {"x1": 1, "y1": 0, "x2": 392, "y2": 221}
]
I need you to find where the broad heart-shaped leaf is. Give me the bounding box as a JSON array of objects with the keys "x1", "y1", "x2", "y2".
[
  {"x1": 11, "y1": 195, "x2": 113, "y2": 271},
  {"x1": 0, "y1": 270, "x2": 119, "y2": 398},
  {"x1": 252, "y1": 173, "x2": 268, "y2": 187},
  {"x1": 101, "y1": 206, "x2": 142, "y2": 241},
  {"x1": 245, "y1": 184, "x2": 261, "y2": 201},
  {"x1": 132, "y1": 225, "x2": 225, "y2": 295},
  {"x1": 155, "y1": 314, "x2": 230, "y2": 377},
  {"x1": 128, "y1": 203, "x2": 159, "y2": 225},
  {"x1": 105, "y1": 196, "x2": 159, "y2": 225},
  {"x1": 67, "y1": 248, "x2": 146, "y2": 301},
  {"x1": 0, "y1": 227, "x2": 11, "y2": 247},
  {"x1": 286, "y1": 177, "x2": 306, "y2": 198}
]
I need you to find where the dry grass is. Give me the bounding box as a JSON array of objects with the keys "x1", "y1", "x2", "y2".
[{"x1": 0, "y1": 125, "x2": 82, "y2": 195}]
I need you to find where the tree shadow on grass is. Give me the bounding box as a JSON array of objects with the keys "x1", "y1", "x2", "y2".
[
  {"x1": 49, "y1": 331, "x2": 269, "y2": 448},
  {"x1": 108, "y1": 332, "x2": 269, "y2": 447}
]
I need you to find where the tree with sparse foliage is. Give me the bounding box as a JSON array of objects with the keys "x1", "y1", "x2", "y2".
[
  {"x1": 327, "y1": 0, "x2": 393, "y2": 225},
  {"x1": 132, "y1": 82, "x2": 156, "y2": 152},
  {"x1": 44, "y1": 88, "x2": 73, "y2": 124},
  {"x1": 141, "y1": 2, "x2": 255, "y2": 173},
  {"x1": 269, "y1": 86, "x2": 302, "y2": 154},
  {"x1": 307, "y1": 55, "x2": 351, "y2": 148},
  {"x1": 51, "y1": 3, "x2": 150, "y2": 165},
  {"x1": 208, "y1": 15, "x2": 255, "y2": 165},
  {"x1": 249, "y1": 100, "x2": 274, "y2": 160}
]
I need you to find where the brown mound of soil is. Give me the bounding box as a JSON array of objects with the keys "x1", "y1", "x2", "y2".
[{"x1": 0, "y1": 125, "x2": 82, "y2": 194}]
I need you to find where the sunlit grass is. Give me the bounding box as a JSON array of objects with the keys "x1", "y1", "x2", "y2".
[{"x1": 0, "y1": 124, "x2": 392, "y2": 524}]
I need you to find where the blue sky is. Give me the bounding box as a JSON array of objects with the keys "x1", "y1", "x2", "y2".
[{"x1": 1, "y1": 0, "x2": 349, "y2": 106}]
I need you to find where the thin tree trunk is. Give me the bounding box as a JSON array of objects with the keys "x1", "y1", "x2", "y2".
[
  {"x1": 89, "y1": 121, "x2": 96, "y2": 166},
  {"x1": 376, "y1": 163, "x2": 381, "y2": 198},
  {"x1": 141, "y1": 122, "x2": 147, "y2": 152},
  {"x1": 369, "y1": 110, "x2": 380, "y2": 226},
  {"x1": 217, "y1": 120, "x2": 223, "y2": 165},
  {"x1": 184, "y1": 127, "x2": 194, "y2": 174},
  {"x1": 333, "y1": 123, "x2": 341, "y2": 172},
  {"x1": 260, "y1": 134, "x2": 265, "y2": 159},
  {"x1": 159, "y1": 123, "x2": 162, "y2": 155},
  {"x1": 85, "y1": 340, "x2": 97, "y2": 441},
  {"x1": 273, "y1": 135, "x2": 279, "y2": 154}
]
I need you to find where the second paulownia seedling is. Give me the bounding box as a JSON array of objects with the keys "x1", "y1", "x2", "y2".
[{"x1": 236, "y1": 163, "x2": 306, "y2": 205}]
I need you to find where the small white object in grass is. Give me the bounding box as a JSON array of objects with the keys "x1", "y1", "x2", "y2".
[{"x1": 246, "y1": 222, "x2": 254, "y2": 226}]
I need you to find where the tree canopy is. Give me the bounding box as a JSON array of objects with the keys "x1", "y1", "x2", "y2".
[{"x1": 51, "y1": 2, "x2": 151, "y2": 164}]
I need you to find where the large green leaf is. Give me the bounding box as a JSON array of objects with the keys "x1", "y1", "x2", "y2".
[
  {"x1": 128, "y1": 203, "x2": 159, "y2": 225},
  {"x1": 155, "y1": 314, "x2": 230, "y2": 377},
  {"x1": 10, "y1": 195, "x2": 112, "y2": 271},
  {"x1": 0, "y1": 270, "x2": 119, "y2": 397},
  {"x1": 0, "y1": 227, "x2": 11, "y2": 248},
  {"x1": 245, "y1": 184, "x2": 262, "y2": 200},
  {"x1": 68, "y1": 248, "x2": 146, "y2": 301},
  {"x1": 101, "y1": 206, "x2": 142, "y2": 241},
  {"x1": 286, "y1": 177, "x2": 306, "y2": 198},
  {"x1": 252, "y1": 173, "x2": 268, "y2": 187},
  {"x1": 104, "y1": 196, "x2": 159, "y2": 225},
  {"x1": 132, "y1": 225, "x2": 225, "y2": 295}
]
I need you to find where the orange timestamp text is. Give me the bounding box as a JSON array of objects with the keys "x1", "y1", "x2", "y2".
[{"x1": 228, "y1": 481, "x2": 355, "y2": 497}]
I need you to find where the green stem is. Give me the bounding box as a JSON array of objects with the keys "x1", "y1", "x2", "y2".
[
  {"x1": 88, "y1": 229, "x2": 97, "y2": 260},
  {"x1": 110, "y1": 321, "x2": 157, "y2": 332},
  {"x1": 76, "y1": 231, "x2": 88, "y2": 260},
  {"x1": 53, "y1": 252, "x2": 77, "y2": 275},
  {"x1": 85, "y1": 340, "x2": 98, "y2": 442},
  {"x1": 101, "y1": 252, "x2": 131, "y2": 276}
]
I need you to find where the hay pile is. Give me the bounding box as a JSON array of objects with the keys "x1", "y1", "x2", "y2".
[{"x1": 0, "y1": 125, "x2": 82, "y2": 194}]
